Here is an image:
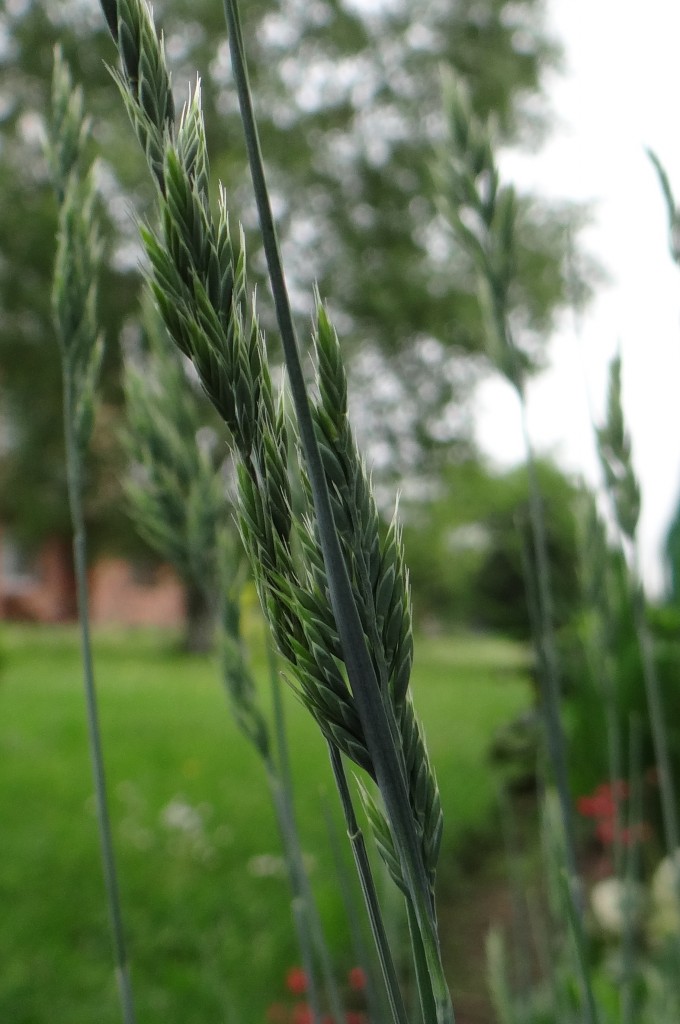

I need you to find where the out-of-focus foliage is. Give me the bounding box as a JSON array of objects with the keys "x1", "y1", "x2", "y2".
[
  {"x1": 0, "y1": 0, "x2": 587, "y2": 553},
  {"x1": 665, "y1": 483, "x2": 680, "y2": 604},
  {"x1": 563, "y1": 540, "x2": 680, "y2": 801},
  {"x1": 0, "y1": 2, "x2": 140, "y2": 551},
  {"x1": 403, "y1": 456, "x2": 583, "y2": 635}
]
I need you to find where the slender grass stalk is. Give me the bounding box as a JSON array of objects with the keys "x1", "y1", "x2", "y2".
[
  {"x1": 597, "y1": 354, "x2": 680, "y2": 858},
  {"x1": 97, "y1": 2, "x2": 453, "y2": 1016},
  {"x1": 328, "y1": 745, "x2": 409, "y2": 1024},
  {"x1": 63, "y1": 394, "x2": 137, "y2": 1024},
  {"x1": 437, "y1": 74, "x2": 598, "y2": 1023},
  {"x1": 497, "y1": 784, "x2": 533, "y2": 1003},
  {"x1": 630, "y1": 571, "x2": 680, "y2": 854},
  {"x1": 217, "y1": 527, "x2": 346, "y2": 1019},
  {"x1": 123, "y1": 258, "x2": 350, "y2": 1021},
  {"x1": 47, "y1": 48, "x2": 136, "y2": 1024},
  {"x1": 221, "y1": 7, "x2": 450, "y2": 1015},
  {"x1": 621, "y1": 717, "x2": 643, "y2": 1024},
  {"x1": 272, "y1": 784, "x2": 324, "y2": 1024},
  {"x1": 437, "y1": 76, "x2": 578, "y2": 871},
  {"x1": 647, "y1": 148, "x2": 680, "y2": 268},
  {"x1": 577, "y1": 500, "x2": 627, "y2": 878},
  {"x1": 518, "y1": 398, "x2": 579, "y2": 880},
  {"x1": 539, "y1": 790, "x2": 590, "y2": 1023},
  {"x1": 559, "y1": 868, "x2": 600, "y2": 1024},
  {"x1": 563, "y1": 253, "x2": 630, "y2": 881},
  {"x1": 485, "y1": 928, "x2": 515, "y2": 1024},
  {"x1": 266, "y1": 639, "x2": 345, "y2": 1024},
  {"x1": 322, "y1": 798, "x2": 387, "y2": 1024},
  {"x1": 218, "y1": 543, "x2": 332, "y2": 1020}
]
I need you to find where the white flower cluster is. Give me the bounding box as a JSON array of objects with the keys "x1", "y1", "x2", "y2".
[{"x1": 589, "y1": 848, "x2": 680, "y2": 942}]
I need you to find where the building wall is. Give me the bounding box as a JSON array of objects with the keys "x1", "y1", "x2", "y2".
[
  {"x1": 89, "y1": 557, "x2": 185, "y2": 628},
  {"x1": 0, "y1": 535, "x2": 76, "y2": 622},
  {"x1": 0, "y1": 530, "x2": 186, "y2": 628}
]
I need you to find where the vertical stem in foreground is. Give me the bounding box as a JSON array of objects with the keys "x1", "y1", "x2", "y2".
[
  {"x1": 222, "y1": 2, "x2": 452, "y2": 1019},
  {"x1": 328, "y1": 745, "x2": 409, "y2": 1024},
  {"x1": 266, "y1": 641, "x2": 345, "y2": 1024},
  {"x1": 62, "y1": 375, "x2": 136, "y2": 1024}
]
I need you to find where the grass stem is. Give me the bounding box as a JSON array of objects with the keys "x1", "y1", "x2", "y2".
[
  {"x1": 222, "y1": 2, "x2": 452, "y2": 1017},
  {"x1": 517, "y1": 396, "x2": 578, "y2": 883},
  {"x1": 62, "y1": 369, "x2": 136, "y2": 1024},
  {"x1": 517, "y1": 395, "x2": 599, "y2": 1024},
  {"x1": 327, "y1": 744, "x2": 410, "y2": 1024},
  {"x1": 267, "y1": 641, "x2": 345, "y2": 1023},
  {"x1": 629, "y1": 556, "x2": 680, "y2": 856}
]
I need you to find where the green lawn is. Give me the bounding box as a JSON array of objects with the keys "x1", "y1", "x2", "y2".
[{"x1": 0, "y1": 625, "x2": 531, "y2": 1022}]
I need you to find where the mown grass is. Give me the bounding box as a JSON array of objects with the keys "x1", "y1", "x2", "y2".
[{"x1": 0, "y1": 624, "x2": 530, "y2": 1022}]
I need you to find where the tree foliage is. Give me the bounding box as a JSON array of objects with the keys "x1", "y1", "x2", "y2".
[
  {"x1": 0, "y1": 0, "x2": 587, "y2": 551},
  {"x1": 403, "y1": 457, "x2": 584, "y2": 635}
]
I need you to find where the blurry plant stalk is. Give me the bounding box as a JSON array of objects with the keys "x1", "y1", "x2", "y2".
[
  {"x1": 437, "y1": 73, "x2": 602, "y2": 1024},
  {"x1": 47, "y1": 47, "x2": 136, "y2": 1024},
  {"x1": 597, "y1": 355, "x2": 680, "y2": 862}
]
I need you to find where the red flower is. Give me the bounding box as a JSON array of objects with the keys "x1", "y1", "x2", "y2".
[
  {"x1": 577, "y1": 781, "x2": 653, "y2": 848},
  {"x1": 345, "y1": 1013, "x2": 367, "y2": 1024},
  {"x1": 286, "y1": 968, "x2": 308, "y2": 996},
  {"x1": 577, "y1": 781, "x2": 630, "y2": 822},
  {"x1": 347, "y1": 966, "x2": 367, "y2": 992},
  {"x1": 292, "y1": 1003, "x2": 313, "y2": 1024},
  {"x1": 595, "y1": 814, "x2": 652, "y2": 847}
]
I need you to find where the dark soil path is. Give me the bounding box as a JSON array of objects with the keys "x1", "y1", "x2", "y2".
[{"x1": 436, "y1": 793, "x2": 544, "y2": 1024}]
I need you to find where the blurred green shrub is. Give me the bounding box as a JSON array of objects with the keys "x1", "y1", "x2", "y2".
[{"x1": 403, "y1": 457, "x2": 583, "y2": 638}]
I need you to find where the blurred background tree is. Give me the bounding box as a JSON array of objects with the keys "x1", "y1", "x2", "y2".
[
  {"x1": 402, "y1": 456, "x2": 584, "y2": 635},
  {"x1": 0, "y1": 0, "x2": 591, "y2": 574}
]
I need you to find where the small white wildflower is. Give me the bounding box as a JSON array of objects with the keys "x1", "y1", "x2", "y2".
[
  {"x1": 247, "y1": 854, "x2": 287, "y2": 878},
  {"x1": 649, "y1": 849, "x2": 680, "y2": 940},
  {"x1": 590, "y1": 877, "x2": 646, "y2": 937},
  {"x1": 160, "y1": 798, "x2": 215, "y2": 862},
  {"x1": 161, "y1": 798, "x2": 203, "y2": 835}
]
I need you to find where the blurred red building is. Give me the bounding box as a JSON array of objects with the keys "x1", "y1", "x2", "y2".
[{"x1": 0, "y1": 530, "x2": 185, "y2": 628}]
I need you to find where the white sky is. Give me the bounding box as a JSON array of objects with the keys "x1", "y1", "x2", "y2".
[{"x1": 474, "y1": 0, "x2": 680, "y2": 595}]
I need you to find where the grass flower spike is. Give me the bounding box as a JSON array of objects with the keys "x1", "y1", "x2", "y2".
[{"x1": 98, "y1": 0, "x2": 452, "y2": 1017}]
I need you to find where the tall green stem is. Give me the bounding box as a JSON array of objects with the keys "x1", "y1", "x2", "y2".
[
  {"x1": 222, "y1": 2, "x2": 452, "y2": 1019},
  {"x1": 328, "y1": 745, "x2": 410, "y2": 1024},
  {"x1": 629, "y1": 553, "x2": 680, "y2": 856},
  {"x1": 266, "y1": 757, "x2": 324, "y2": 1024},
  {"x1": 62, "y1": 369, "x2": 136, "y2": 1024},
  {"x1": 516, "y1": 392, "x2": 598, "y2": 1024},
  {"x1": 267, "y1": 641, "x2": 345, "y2": 1024},
  {"x1": 322, "y1": 799, "x2": 386, "y2": 1024},
  {"x1": 517, "y1": 395, "x2": 577, "y2": 881}
]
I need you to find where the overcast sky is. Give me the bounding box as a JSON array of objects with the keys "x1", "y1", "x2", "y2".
[{"x1": 474, "y1": 0, "x2": 680, "y2": 594}]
